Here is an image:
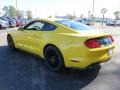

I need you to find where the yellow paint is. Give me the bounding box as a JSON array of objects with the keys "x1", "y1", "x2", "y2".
[{"x1": 7, "y1": 19, "x2": 115, "y2": 69}]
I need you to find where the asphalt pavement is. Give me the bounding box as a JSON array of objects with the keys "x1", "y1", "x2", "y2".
[{"x1": 0, "y1": 28, "x2": 120, "y2": 90}]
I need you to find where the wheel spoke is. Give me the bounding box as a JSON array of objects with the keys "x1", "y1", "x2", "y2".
[{"x1": 46, "y1": 50, "x2": 59, "y2": 68}]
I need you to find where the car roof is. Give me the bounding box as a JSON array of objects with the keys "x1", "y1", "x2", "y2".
[{"x1": 39, "y1": 18, "x2": 68, "y2": 22}]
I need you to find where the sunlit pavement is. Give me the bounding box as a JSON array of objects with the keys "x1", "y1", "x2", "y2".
[{"x1": 0, "y1": 27, "x2": 120, "y2": 90}]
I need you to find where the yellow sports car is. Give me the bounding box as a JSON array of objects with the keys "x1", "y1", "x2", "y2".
[{"x1": 7, "y1": 18, "x2": 115, "y2": 71}]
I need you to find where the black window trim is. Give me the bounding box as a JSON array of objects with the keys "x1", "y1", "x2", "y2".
[{"x1": 23, "y1": 20, "x2": 57, "y2": 31}]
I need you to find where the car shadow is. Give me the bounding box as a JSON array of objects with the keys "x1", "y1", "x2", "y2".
[{"x1": 0, "y1": 45, "x2": 100, "y2": 90}]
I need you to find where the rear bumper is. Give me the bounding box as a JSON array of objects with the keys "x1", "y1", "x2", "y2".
[{"x1": 64, "y1": 44, "x2": 115, "y2": 69}]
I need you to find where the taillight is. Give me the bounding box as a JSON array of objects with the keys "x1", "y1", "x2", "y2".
[
  {"x1": 85, "y1": 39, "x2": 100, "y2": 49},
  {"x1": 109, "y1": 35, "x2": 114, "y2": 42}
]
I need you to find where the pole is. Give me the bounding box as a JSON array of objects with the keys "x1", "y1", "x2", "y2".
[
  {"x1": 16, "y1": 0, "x2": 18, "y2": 11},
  {"x1": 16, "y1": 0, "x2": 18, "y2": 18},
  {"x1": 73, "y1": 11, "x2": 76, "y2": 19},
  {"x1": 92, "y1": 0, "x2": 95, "y2": 16},
  {"x1": 91, "y1": 0, "x2": 95, "y2": 26}
]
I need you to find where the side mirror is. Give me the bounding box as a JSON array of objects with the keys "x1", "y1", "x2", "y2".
[{"x1": 18, "y1": 27, "x2": 23, "y2": 31}]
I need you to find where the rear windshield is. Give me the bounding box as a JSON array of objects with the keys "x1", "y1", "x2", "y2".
[{"x1": 56, "y1": 20, "x2": 93, "y2": 30}]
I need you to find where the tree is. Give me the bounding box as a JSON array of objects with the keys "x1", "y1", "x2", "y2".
[
  {"x1": 90, "y1": 15, "x2": 95, "y2": 26},
  {"x1": 2, "y1": 5, "x2": 16, "y2": 17},
  {"x1": 8, "y1": 5, "x2": 16, "y2": 18},
  {"x1": 101, "y1": 8, "x2": 108, "y2": 26},
  {"x1": 80, "y1": 14, "x2": 84, "y2": 19},
  {"x1": 114, "y1": 11, "x2": 120, "y2": 20},
  {"x1": 73, "y1": 11, "x2": 76, "y2": 19},
  {"x1": 2, "y1": 6, "x2": 9, "y2": 17},
  {"x1": 17, "y1": 10, "x2": 25, "y2": 18},
  {"x1": 0, "y1": 11, "x2": 2, "y2": 15},
  {"x1": 66, "y1": 14, "x2": 74, "y2": 20},
  {"x1": 26, "y1": 10, "x2": 33, "y2": 19},
  {"x1": 48, "y1": 15, "x2": 52, "y2": 18},
  {"x1": 88, "y1": 10, "x2": 91, "y2": 18}
]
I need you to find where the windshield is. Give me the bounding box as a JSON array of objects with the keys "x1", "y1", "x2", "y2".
[{"x1": 56, "y1": 20, "x2": 93, "y2": 30}]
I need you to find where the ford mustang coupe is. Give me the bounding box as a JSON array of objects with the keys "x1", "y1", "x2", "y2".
[{"x1": 7, "y1": 18, "x2": 115, "y2": 71}]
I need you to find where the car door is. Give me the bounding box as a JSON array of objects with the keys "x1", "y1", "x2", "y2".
[
  {"x1": 16, "y1": 21, "x2": 57, "y2": 55},
  {"x1": 25, "y1": 21, "x2": 57, "y2": 55},
  {"x1": 16, "y1": 21, "x2": 45, "y2": 54}
]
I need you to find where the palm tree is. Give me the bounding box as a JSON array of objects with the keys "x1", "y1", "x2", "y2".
[
  {"x1": 88, "y1": 10, "x2": 91, "y2": 18},
  {"x1": 114, "y1": 11, "x2": 120, "y2": 20},
  {"x1": 0, "y1": 11, "x2": 2, "y2": 15},
  {"x1": 101, "y1": 8, "x2": 108, "y2": 26}
]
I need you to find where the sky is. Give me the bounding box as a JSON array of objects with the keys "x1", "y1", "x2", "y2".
[{"x1": 0, "y1": 0, "x2": 120, "y2": 18}]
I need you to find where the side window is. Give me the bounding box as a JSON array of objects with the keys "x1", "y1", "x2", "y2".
[
  {"x1": 41, "y1": 22, "x2": 57, "y2": 31},
  {"x1": 24, "y1": 21, "x2": 44, "y2": 31}
]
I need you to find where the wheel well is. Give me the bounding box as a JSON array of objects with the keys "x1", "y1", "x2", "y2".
[
  {"x1": 7, "y1": 34, "x2": 11, "y2": 37},
  {"x1": 43, "y1": 44, "x2": 60, "y2": 55},
  {"x1": 43, "y1": 44, "x2": 65, "y2": 70},
  {"x1": 0, "y1": 24, "x2": 2, "y2": 28}
]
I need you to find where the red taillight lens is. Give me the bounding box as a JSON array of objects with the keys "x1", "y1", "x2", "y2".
[
  {"x1": 85, "y1": 39, "x2": 100, "y2": 49},
  {"x1": 109, "y1": 35, "x2": 114, "y2": 42}
]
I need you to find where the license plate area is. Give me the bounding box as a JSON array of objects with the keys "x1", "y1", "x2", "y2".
[
  {"x1": 108, "y1": 49, "x2": 113, "y2": 55},
  {"x1": 98, "y1": 36, "x2": 112, "y2": 46}
]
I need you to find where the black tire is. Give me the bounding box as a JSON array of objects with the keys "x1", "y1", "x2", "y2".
[
  {"x1": 0, "y1": 24, "x2": 2, "y2": 29},
  {"x1": 86, "y1": 64, "x2": 101, "y2": 71},
  {"x1": 44, "y1": 45, "x2": 65, "y2": 71},
  {"x1": 7, "y1": 35, "x2": 16, "y2": 50}
]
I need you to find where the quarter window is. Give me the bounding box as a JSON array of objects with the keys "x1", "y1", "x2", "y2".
[{"x1": 41, "y1": 22, "x2": 57, "y2": 31}]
